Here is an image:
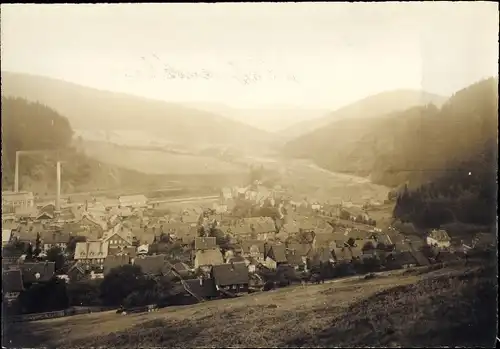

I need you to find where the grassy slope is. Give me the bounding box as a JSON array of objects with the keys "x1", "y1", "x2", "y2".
[
  {"x1": 81, "y1": 140, "x2": 248, "y2": 175},
  {"x1": 5, "y1": 262, "x2": 496, "y2": 348}
]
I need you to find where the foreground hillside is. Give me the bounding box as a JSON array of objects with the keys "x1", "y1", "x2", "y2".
[
  {"x1": 1, "y1": 71, "x2": 274, "y2": 153},
  {"x1": 279, "y1": 89, "x2": 445, "y2": 141},
  {"x1": 4, "y1": 263, "x2": 496, "y2": 348}
]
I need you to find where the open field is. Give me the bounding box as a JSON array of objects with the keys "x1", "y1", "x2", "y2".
[
  {"x1": 82, "y1": 140, "x2": 249, "y2": 175},
  {"x1": 256, "y1": 158, "x2": 390, "y2": 204},
  {"x1": 4, "y1": 262, "x2": 496, "y2": 348}
]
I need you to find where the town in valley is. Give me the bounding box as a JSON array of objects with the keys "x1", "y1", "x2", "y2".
[{"x1": 1, "y1": 2, "x2": 498, "y2": 348}]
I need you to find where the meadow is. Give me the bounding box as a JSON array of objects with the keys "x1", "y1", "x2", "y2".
[{"x1": 4, "y1": 261, "x2": 496, "y2": 348}]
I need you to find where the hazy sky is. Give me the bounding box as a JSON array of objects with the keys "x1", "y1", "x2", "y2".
[{"x1": 1, "y1": 3, "x2": 498, "y2": 110}]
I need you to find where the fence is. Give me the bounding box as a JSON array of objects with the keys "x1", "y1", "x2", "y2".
[{"x1": 7, "y1": 306, "x2": 117, "y2": 323}]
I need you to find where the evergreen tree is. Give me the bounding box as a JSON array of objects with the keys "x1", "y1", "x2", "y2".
[{"x1": 34, "y1": 232, "x2": 42, "y2": 257}]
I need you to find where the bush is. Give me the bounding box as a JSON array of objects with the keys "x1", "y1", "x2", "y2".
[
  {"x1": 123, "y1": 290, "x2": 159, "y2": 308},
  {"x1": 18, "y1": 277, "x2": 68, "y2": 314},
  {"x1": 67, "y1": 280, "x2": 102, "y2": 307},
  {"x1": 99, "y1": 265, "x2": 152, "y2": 306}
]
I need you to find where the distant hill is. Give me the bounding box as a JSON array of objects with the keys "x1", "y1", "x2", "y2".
[
  {"x1": 1, "y1": 97, "x2": 172, "y2": 194},
  {"x1": 1, "y1": 71, "x2": 274, "y2": 153},
  {"x1": 279, "y1": 89, "x2": 447, "y2": 141},
  {"x1": 188, "y1": 102, "x2": 329, "y2": 133},
  {"x1": 284, "y1": 77, "x2": 498, "y2": 227}
]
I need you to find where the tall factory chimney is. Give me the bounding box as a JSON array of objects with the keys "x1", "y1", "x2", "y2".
[
  {"x1": 56, "y1": 161, "x2": 61, "y2": 213},
  {"x1": 14, "y1": 151, "x2": 20, "y2": 192}
]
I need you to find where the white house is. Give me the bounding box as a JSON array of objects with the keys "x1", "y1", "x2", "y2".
[
  {"x1": 426, "y1": 229, "x2": 451, "y2": 248},
  {"x1": 2, "y1": 229, "x2": 14, "y2": 247},
  {"x1": 137, "y1": 244, "x2": 149, "y2": 255}
]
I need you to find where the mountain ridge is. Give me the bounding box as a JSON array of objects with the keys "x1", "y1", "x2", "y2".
[
  {"x1": 279, "y1": 89, "x2": 447, "y2": 141},
  {"x1": 1, "y1": 71, "x2": 275, "y2": 153}
]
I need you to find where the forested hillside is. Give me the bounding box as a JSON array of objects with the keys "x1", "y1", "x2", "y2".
[
  {"x1": 1, "y1": 97, "x2": 168, "y2": 194},
  {"x1": 279, "y1": 89, "x2": 446, "y2": 141},
  {"x1": 283, "y1": 77, "x2": 498, "y2": 227}
]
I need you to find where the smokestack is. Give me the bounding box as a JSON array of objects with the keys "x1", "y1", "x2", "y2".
[
  {"x1": 14, "y1": 151, "x2": 20, "y2": 192},
  {"x1": 56, "y1": 161, "x2": 61, "y2": 213}
]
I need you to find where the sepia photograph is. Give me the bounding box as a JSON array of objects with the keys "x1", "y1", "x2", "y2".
[{"x1": 1, "y1": 2, "x2": 498, "y2": 348}]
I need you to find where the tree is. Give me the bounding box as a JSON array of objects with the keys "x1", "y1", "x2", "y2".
[
  {"x1": 67, "y1": 280, "x2": 102, "y2": 306},
  {"x1": 209, "y1": 228, "x2": 230, "y2": 252},
  {"x1": 26, "y1": 243, "x2": 34, "y2": 261},
  {"x1": 18, "y1": 277, "x2": 68, "y2": 314},
  {"x1": 33, "y1": 233, "x2": 42, "y2": 258},
  {"x1": 67, "y1": 236, "x2": 86, "y2": 256},
  {"x1": 46, "y1": 246, "x2": 65, "y2": 272},
  {"x1": 99, "y1": 265, "x2": 156, "y2": 307},
  {"x1": 1, "y1": 97, "x2": 73, "y2": 189},
  {"x1": 346, "y1": 238, "x2": 356, "y2": 247}
]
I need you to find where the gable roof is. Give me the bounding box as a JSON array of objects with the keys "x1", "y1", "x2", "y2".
[
  {"x1": 195, "y1": 237, "x2": 217, "y2": 251},
  {"x1": 67, "y1": 261, "x2": 86, "y2": 276},
  {"x1": 268, "y1": 244, "x2": 287, "y2": 263},
  {"x1": 88, "y1": 241, "x2": 109, "y2": 259},
  {"x1": 20, "y1": 262, "x2": 56, "y2": 283},
  {"x1": 393, "y1": 221, "x2": 418, "y2": 234},
  {"x1": 103, "y1": 255, "x2": 131, "y2": 275},
  {"x1": 286, "y1": 251, "x2": 305, "y2": 266},
  {"x1": 15, "y1": 206, "x2": 39, "y2": 218},
  {"x1": 373, "y1": 233, "x2": 393, "y2": 246},
  {"x1": 281, "y1": 222, "x2": 300, "y2": 234},
  {"x1": 184, "y1": 278, "x2": 218, "y2": 298},
  {"x1": 240, "y1": 217, "x2": 276, "y2": 233},
  {"x1": 135, "y1": 230, "x2": 157, "y2": 245},
  {"x1": 241, "y1": 240, "x2": 266, "y2": 254},
  {"x1": 36, "y1": 211, "x2": 54, "y2": 221},
  {"x1": 227, "y1": 255, "x2": 246, "y2": 264},
  {"x1": 355, "y1": 239, "x2": 378, "y2": 251},
  {"x1": 313, "y1": 232, "x2": 336, "y2": 248},
  {"x1": 74, "y1": 241, "x2": 109, "y2": 260},
  {"x1": 286, "y1": 243, "x2": 312, "y2": 256},
  {"x1": 3, "y1": 270, "x2": 24, "y2": 293},
  {"x1": 101, "y1": 224, "x2": 133, "y2": 245},
  {"x1": 348, "y1": 245, "x2": 362, "y2": 259},
  {"x1": 40, "y1": 230, "x2": 71, "y2": 245},
  {"x1": 134, "y1": 254, "x2": 168, "y2": 275},
  {"x1": 12, "y1": 226, "x2": 38, "y2": 242},
  {"x1": 332, "y1": 247, "x2": 352, "y2": 262},
  {"x1": 176, "y1": 225, "x2": 198, "y2": 244},
  {"x1": 108, "y1": 245, "x2": 137, "y2": 258},
  {"x1": 212, "y1": 263, "x2": 249, "y2": 286},
  {"x1": 173, "y1": 262, "x2": 191, "y2": 272},
  {"x1": 79, "y1": 214, "x2": 107, "y2": 231},
  {"x1": 195, "y1": 249, "x2": 224, "y2": 267},
  {"x1": 308, "y1": 247, "x2": 333, "y2": 265},
  {"x1": 410, "y1": 250, "x2": 431, "y2": 266}
]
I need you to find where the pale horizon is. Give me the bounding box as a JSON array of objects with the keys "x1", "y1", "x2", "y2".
[{"x1": 1, "y1": 3, "x2": 498, "y2": 120}]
